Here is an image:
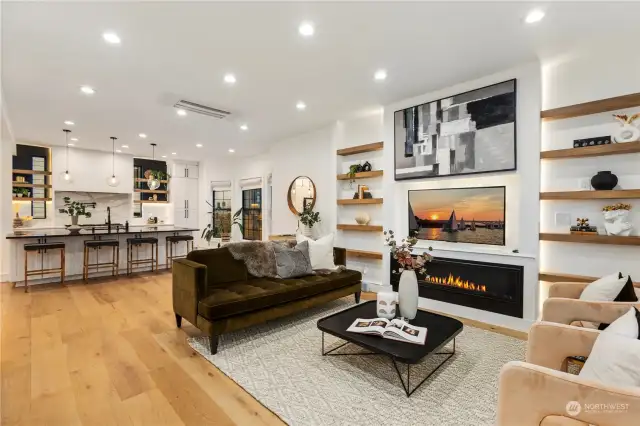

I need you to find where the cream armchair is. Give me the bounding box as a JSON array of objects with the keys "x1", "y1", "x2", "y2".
[
  {"x1": 498, "y1": 322, "x2": 640, "y2": 426},
  {"x1": 541, "y1": 281, "x2": 640, "y2": 326}
]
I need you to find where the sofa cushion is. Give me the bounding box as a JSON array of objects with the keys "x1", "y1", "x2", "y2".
[
  {"x1": 198, "y1": 269, "x2": 362, "y2": 320},
  {"x1": 187, "y1": 247, "x2": 247, "y2": 291}
]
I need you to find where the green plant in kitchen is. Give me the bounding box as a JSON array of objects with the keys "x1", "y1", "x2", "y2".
[
  {"x1": 12, "y1": 188, "x2": 30, "y2": 198},
  {"x1": 144, "y1": 169, "x2": 171, "y2": 181},
  {"x1": 58, "y1": 197, "x2": 93, "y2": 226},
  {"x1": 201, "y1": 200, "x2": 222, "y2": 245}
]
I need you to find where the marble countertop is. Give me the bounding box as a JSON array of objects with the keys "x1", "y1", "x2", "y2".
[{"x1": 6, "y1": 225, "x2": 199, "y2": 239}]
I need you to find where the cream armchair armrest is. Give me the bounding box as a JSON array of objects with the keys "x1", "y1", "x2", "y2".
[
  {"x1": 541, "y1": 298, "x2": 638, "y2": 326},
  {"x1": 548, "y1": 282, "x2": 589, "y2": 299},
  {"x1": 498, "y1": 361, "x2": 640, "y2": 426},
  {"x1": 526, "y1": 322, "x2": 599, "y2": 370}
]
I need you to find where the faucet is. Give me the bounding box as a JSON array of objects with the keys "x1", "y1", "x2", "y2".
[{"x1": 106, "y1": 207, "x2": 111, "y2": 231}]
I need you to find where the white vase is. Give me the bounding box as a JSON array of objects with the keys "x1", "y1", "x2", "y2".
[
  {"x1": 613, "y1": 124, "x2": 640, "y2": 143},
  {"x1": 71, "y1": 216, "x2": 79, "y2": 226},
  {"x1": 398, "y1": 270, "x2": 419, "y2": 320},
  {"x1": 603, "y1": 210, "x2": 633, "y2": 236},
  {"x1": 302, "y1": 225, "x2": 313, "y2": 238}
]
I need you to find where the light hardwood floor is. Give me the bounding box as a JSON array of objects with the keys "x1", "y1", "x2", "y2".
[
  {"x1": 1, "y1": 272, "x2": 285, "y2": 426},
  {"x1": 1, "y1": 273, "x2": 527, "y2": 425}
]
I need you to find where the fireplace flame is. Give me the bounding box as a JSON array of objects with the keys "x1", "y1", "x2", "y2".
[{"x1": 425, "y1": 273, "x2": 487, "y2": 293}]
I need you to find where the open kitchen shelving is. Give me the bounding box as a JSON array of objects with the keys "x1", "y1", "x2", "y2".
[
  {"x1": 539, "y1": 91, "x2": 640, "y2": 281},
  {"x1": 12, "y1": 169, "x2": 53, "y2": 202}
]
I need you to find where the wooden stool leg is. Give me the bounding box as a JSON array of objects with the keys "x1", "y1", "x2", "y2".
[
  {"x1": 126, "y1": 244, "x2": 130, "y2": 275},
  {"x1": 155, "y1": 243, "x2": 159, "y2": 272},
  {"x1": 115, "y1": 245, "x2": 120, "y2": 278},
  {"x1": 166, "y1": 239, "x2": 169, "y2": 270},
  {"x1": 83, "y1": 246, "x2": 88, "y2": 282},
  {"x1": 24, "y1": 251, "x2": 29, "y2": 293},
  {"x1": 61, "y1": 248, "x2": 65, "y2": 285}
]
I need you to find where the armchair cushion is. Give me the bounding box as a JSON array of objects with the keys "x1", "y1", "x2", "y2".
[
  {"x1": 579, "y1": 272, "x2": 627, "y2": 302},
  {"x1": 198, "y1": 269, "x2": 362, "y2": 320},
  {"x1": 297, "y1": 233, "x2": 337, "y2": 270},
  {"x1": 580, "y1": 331, "x2": 640, "y2": 388},
  {"x1": 602, "y1": 306, "x2": 640, "y2": 338}
]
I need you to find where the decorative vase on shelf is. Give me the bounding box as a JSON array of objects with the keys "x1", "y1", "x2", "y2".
[
  {"x1": 355, "y1": 212, "x2": 371, "y2": 225},
  {"x1": 376, "y1": 291, "x2": 397, "y2": 319},
  {"x1": 612, "y1": 114, "x2": 640, "y2": 143},
  {"x1": 362, "y1": 161, "x2": 372, "y2": 172},
  {"x1": 603, "y1": 210, "x2": 633, "y2": 236},
  {"x1": 398, "y1": 270, "x2": 419, "y2": 320},
  {"x1": 591, "y1": 171, "x2": 618, "y2": 190},
  {"x1": 302, "y1": 225, "x2": 313, "y2": 238}
]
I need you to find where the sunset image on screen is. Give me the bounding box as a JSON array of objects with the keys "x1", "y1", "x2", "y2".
[{"x1": 408, "y1": 187, "x2": 505, "y2": 246}]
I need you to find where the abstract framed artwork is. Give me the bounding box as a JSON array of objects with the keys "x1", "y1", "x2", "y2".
[{"x1": 394, "y1": 79, "x2": 516, "y2": 180}]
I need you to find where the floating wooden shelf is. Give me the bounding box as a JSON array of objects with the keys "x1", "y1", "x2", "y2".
[
  {"x1": 134, "y1": 178, "x2": 169, "y2": 184},
  {"x1": 540, "y1": 232, "x2": 640, "y2": 246},
  {"x1": 540, "y1": 189, "x2": 640, "y2": 200},
  {"x1": 337, "y1": 198, "x2": 383, "y2": 205},
  {"x1": 346, "y1": 249, "x2": 383, "y2": 260},
  {"x1": 541, "y1": 141, "x2": 640, "y2": 160},
  {"x1": 337, "y1": 224, "x2": 383, "y2": 232},
  {"x1": 12, "y1": 169, "x2": 52, "y2": 176},
  {"x1": 12, "y1": 197, "x2": 52, "y2": 201},
  {"x1": 11, "y1": 182, "x2": 52, "y2": 189},
  {"x1": 336, "y1": 170, "x2": 384, "y2": 180},
  {"x1": 541, "y1": 92, "x2": 640, "y2": 121},
  {"x1": 539, "y1": 272, "x2": 639, "y2": 285},
  {"x1": 134, "y1": 189, "x2": 169, "y2": 194},
  {"x1": 134, "y1": 200, "x2": 170, "y2": 204},
  {"x1": 337, "y1": 142, "x2": 384, "y2": 156}
]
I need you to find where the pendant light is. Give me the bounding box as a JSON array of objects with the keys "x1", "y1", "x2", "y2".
[
  {"x1": 106, "y1": 136, "x2": 120, "y2": 187},
  {"x1": 59, "y1": 129, "x2": 73, "y2": 183},
  {"x1": 146, "y1": 143, "x2": 160, "y2": 190}
]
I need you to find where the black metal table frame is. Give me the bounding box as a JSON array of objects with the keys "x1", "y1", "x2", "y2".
[{"x1": 321, "y1": 332, "x2": 456, "y2": 397}]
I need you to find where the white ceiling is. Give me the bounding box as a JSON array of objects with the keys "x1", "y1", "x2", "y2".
[{"x1": 2, "y1": 2, "x2": 639, "y2": 161}]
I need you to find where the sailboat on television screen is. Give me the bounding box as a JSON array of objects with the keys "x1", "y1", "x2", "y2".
[{"x1": 441, "y1": 210, "x2": 458, "y2": 233}]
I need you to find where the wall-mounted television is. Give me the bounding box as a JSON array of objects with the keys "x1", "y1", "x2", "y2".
[{"x1": 408, "y1": 186, "x2": 506, "y2": 246}]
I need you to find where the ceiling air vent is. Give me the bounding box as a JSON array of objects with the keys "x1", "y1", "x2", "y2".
[{"x1": 173, "y1": 100, "x2": 231, "y2": 119}]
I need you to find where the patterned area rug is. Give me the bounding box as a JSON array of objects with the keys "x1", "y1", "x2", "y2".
[{"x1": 188, "y1": 298, "x2": 525, "y2": 426}]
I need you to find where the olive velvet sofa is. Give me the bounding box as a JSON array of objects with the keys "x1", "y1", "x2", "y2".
[{"x1": 172, "y1": 245, "x2": 362, "y2": 354}]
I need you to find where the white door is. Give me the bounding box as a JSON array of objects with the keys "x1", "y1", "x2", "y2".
[
  {"x1": 184, "y1": 181, "x2": 199, "y2": 211},
  {"x1": 186, "y1": 164, "x2": 199, "y2": 179},
  {"x1": 171, "y1": 178, "x2": 188, "y2": 210},
  {"x1": 172, "y1": 162, "x2": 188, "y2": 178}
]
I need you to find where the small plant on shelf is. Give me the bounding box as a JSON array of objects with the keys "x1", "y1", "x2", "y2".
[
  {"x1": 144, "y1": 169, "x2": 171, "y2": 181},
  {"x1": 347, "y1": 164, "x2": 362, "y2": 187},
  {"x1": 384, "y1": 229, "x2": 432, "y2": 274},
  {"x1": 12, "y1": 188, "x2": 30, "y2": 198}
]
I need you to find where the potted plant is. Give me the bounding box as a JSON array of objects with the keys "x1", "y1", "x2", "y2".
[
  {"x1": 385, "y1": 230, "x2": 432, "y2": 320},
  {"x1": 228, "y1": 207, "x2": 244, "y2": 241},
  {"x1": 58, "y1": 196, "x2": 93, "y2": 227},
  {"x1": 144, "y1": 169, "x2": 171, "y2": 190},
  {"x1": 347, "y1": 163, "x2": 361, "y2": 187},
  {"x1": 12, "y1": 188, "x2": 29, "y2": 198},
  {"x1": 202, "y1": 200, "x2": 222, "y2": 246},
  {"x1": 298, "y1": 207, "x2": 321, "y2": 237}
]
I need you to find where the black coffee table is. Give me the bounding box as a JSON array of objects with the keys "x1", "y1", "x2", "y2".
[{"x1": 317, "y1": 301, "x2": 463, "y2": 397}]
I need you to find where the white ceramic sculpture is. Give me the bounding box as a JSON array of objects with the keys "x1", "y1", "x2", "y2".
[
  {"x1": 376, "y1": 291, "x2": 397, "y2": 319},
  {"x1": 355, "y1": 212, "x2": 371, "y2": 225},
  {"x1": 612, "y1": 114, "x2": 640, "y2": 143},
  {"x1": 603, "y1": 209, "x2": 633, "y2": 236}
]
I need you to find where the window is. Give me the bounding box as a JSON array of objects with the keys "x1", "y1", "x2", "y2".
[
  {"x1": 242, "y1": 188, "x2": 262, "y2": 240},
  {"x1": 212, "y1": 190, "x2": 232, "y2": 236}
]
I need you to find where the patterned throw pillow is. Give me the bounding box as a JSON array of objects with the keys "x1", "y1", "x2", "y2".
[{"x1": 273, "y1": 240, "x2": 313, "y2": 278}]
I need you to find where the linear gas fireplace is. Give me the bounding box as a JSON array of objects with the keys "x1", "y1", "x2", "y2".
[{"x1": 390, "y1": 256, "x2": 523, "y2": 318}]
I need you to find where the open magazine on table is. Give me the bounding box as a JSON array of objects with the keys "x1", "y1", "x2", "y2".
[{"x1": 346, "y1": 318, "x2": 427, "y2": 345}]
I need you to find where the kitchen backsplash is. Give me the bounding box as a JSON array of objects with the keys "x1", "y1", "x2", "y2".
[{"x1": 55, "y1": 191, "x2": 132, "y2": 226}]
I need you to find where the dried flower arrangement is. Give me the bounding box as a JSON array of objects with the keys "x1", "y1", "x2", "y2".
[
  {"x1": 613, "y1": 114, "x2": 640, "y2": 125},
  {"x1": 384, "y1": 229, "x2": 432, "y2": 274},
  {"x1": 602, "y1": 203, "x2": 632, "y2": 212}
]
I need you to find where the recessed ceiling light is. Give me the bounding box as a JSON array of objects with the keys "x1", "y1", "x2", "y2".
[
  {"x1": 161, "y1": 155, "x2": 167, "y2": 158},
  {"x1": 224, "y1": 73, "x2": 237, "y2": 84},
  {"x1": 115, "y1": 149, "x2": 122, "y2": 153},
  {"x1": 228, "y1": 148, "x2": 235, "y2": 153},
  {"x1": 138, "y1": 133, "x2": 147, "y2": 138},
  {"x1": 102, "y1": 32, "x2": 121, "y2": 44},
  {"x1": 525, "y1": 9, "x2": 545, "y2": 24},
  {"x1": 196, "y1": 143, "x2": 203, "y2": 148},
  {"x1": 176, "y1": 109, "x2": 187, "y2": 116},
  {"x1": 70, "y1": 137, "x2": 78, "y2": 142},
  {"x1": 240, "y1": 124, "x2": 248, "y2": 131},
  {"x1": 171, "y1": 152, "x2": 177, "y2": 155},
  {"x1": 374, "y1": 69, "x2": 387, "y2": 81},
  {"x1": 296, "y1": 101, "x2": 306, "y2": 110},
  {"x1": 298, "y1": 21, "x2": 315, "y2": 37},
  {"x1": 121, "y1": 145, "x2": 129, "y2": 148},
  {"x1": 64, "y1": 120, "x2": 75, "y2": 125},
  {"x1": 67, "y1": 143, "x2": 75, "y2": 147},
  {"x1": 80, "y1": 86, "x2": 95, "y2": 95}
]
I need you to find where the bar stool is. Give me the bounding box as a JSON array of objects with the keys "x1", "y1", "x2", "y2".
[
  {"x1": 126, "y1": 236, "x2": 158, "y2": 275},
  {"x1": 165, "y1": 234, "x2": 194, "y2": 269},
  {"x1": 23, "y1": 241, "x2": 65, "y2": 293},
  {"x1": 83, "y1": 239, "x2": 120, "y2": 282}
]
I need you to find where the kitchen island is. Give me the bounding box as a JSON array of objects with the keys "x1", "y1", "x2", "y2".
[{"x1": 5, "y1": 225, "x2": 198, "y2": 286}]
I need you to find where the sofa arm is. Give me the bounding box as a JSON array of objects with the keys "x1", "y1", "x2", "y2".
[
  {"x1": 526, "y1": 322, "x2": 599, "y2": 370},
  {"x1": 542, "y1": 298, "x2": 638, "y2": 325},
  {"x1": 498, "y1": 361, "x2": 640, "y2": 426},
  {"x1": 172, "y1": 258, "x2": 207, "y2": 326},
  {"x1": 548, "y1": 282, "x2": 589, "y2": 299},
  {"x1": 333, "y1": 247, "x2": 346, "y2": 266}
]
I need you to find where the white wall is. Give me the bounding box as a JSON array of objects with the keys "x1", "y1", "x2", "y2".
[
  {"x1": 540, "y1": 47, "x2": 640, "y2": 297},
  {"x1": 1, "y1": 105, "x2": 16, "y2": 280},
  {"x1": 383, "y1": 62, "x2": 542, "y2": 331}
]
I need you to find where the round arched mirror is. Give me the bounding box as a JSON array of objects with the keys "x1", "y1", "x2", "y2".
[{"x1": 287, "y1": 176, "x2": 316, "y2": 215}]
